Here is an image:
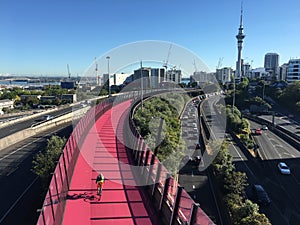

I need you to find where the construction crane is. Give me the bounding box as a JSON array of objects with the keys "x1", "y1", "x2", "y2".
[
  {"x1": 94, "y1": 57, "x2": 99, "y2": 85},
  {"x1": 163, "y1": 44, "x2": 173, "y2": 81},
  {"x1": 216, "y1": 57, "x2": 223, "y2": 70},
  {"x1": 193, "y1": 59, "x2": 198, "y2": 72},
  {"x1": 67, "y1": 64, "x2": 71, "y2": 79}
]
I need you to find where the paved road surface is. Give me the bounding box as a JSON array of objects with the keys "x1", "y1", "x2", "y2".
[
  {"x1": 0, "y1": 123, "x2": 73, "y2": 225},
  {"x1": 227, "y1": 119, "x2": 300, "y2": 225},
  {"x1": 0, "y1": 106, "x2": 72, "y2": 139}
]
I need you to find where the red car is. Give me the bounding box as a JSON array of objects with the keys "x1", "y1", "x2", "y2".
[{"x1": 255, "y1": 128, "x2": 262, "y2": 135}]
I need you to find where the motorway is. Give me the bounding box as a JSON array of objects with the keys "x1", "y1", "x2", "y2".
[
  {"x1": 179, "y1": 96, "x2": 224, "y2": 225},
  {"x1": 0, "y1": 122, "x2": 73, "y2": 225},
  {"x1": 199, "y1": 94, "x2": 300, "y2": 224},
  {"x1": 0, "y1": 105, "x2": 75, "y2": 139},
  {"x1": 259, "y1": 114, "x2": 300, "y2": 139},
  {"x1": 227, "y1": 119, "x2": 300, "y2": 225}
]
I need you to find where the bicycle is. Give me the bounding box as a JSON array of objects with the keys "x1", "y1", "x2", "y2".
[{"x1": 97, "y1": 181, "x2": 104, "y2": 197}]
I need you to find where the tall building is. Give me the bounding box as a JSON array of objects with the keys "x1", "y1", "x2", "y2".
[
  {"x1": 279, "y1": 63, "x2": 288, "y2": 81},
  {"x1": 151, "y1": 68, "x2": 165, "y2": 88},
  {"x1": 216, "y1": 67, "x2": 233, "y2": 85},
  {"x1": 166, "y1": 69, "x2": 182, "y2": 84},
  {"x1": 133, "y1": 67, "x2": 151, "y2": 88},
  {"x1": 235, "y1": 3, "x2": 246, "y2": 83},
  {"x1": 286, "y1": 59, "x2": 300, "y2": 84},
  {"x1": 242, "y1": 62, "x2": 251, "y2": 78},
  {"x1": 264, "y1": 53, "x2": 279, "y2": 80},
  {"x1": 113, "y1": 73, "x2": 129, "y2": 86}
]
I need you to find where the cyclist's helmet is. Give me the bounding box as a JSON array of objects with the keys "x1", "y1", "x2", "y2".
[{"x1": 99, "y1": 173, "x2": 104, "y2": 181}]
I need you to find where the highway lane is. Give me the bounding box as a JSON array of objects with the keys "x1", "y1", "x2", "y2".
[
  {"x1": 0, "y1": 105, "x2": 73, "y2": 139},
  {"x1": 200, "y1": 94, "x2": 226, "y2": 141},
  {"x1": 0, "y1": 123, "x2": 73, "y2": 225},
  {"x1": 229, "y1": 120, "x2": 300, "y2": 225},
  {"x1": 200, "y1": 95, "x2": 300, "y2": 224},
  {"x1": 179, "y1": 97, "x2": 224, "y2": 225},
  {"x1": 251, "y1": 120, "x2": 300, "y2": 160},
  {"x1": 258, "y1": 114, "x2": 300, "y2": 139}
]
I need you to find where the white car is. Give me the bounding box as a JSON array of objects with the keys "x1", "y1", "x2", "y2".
[
  {"x1": 261, "y1": 125, "x2": 268, "y2": 130},
  {"x1": 278, "y1": 162, "x2": 291, "y2": 175}
]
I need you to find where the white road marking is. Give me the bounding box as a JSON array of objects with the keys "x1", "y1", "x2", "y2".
[
  {"x1": 0, "y1": 126, "x2": 69, "y2": 223},
  {"x1": 0, "y1": 127, "x2": 65, "y2": 161},
  {"x1": 230, "y1": 141, "x2": 255, "y2": 177},
  {"x1": 0, "y1": 177, "x2": 39, "y2": 223}
]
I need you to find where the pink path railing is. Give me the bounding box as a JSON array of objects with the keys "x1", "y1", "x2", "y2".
[{"x1": 36, "y1": 94, "x2": 129, "y2": 225}]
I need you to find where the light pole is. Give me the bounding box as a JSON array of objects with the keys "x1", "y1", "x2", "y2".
[
  {"x1": 262, "y1": 82, "x2": 265, "y2": 100},
  {"x1": 106, "y1": 56, "x2": 111, "y2": 97},
  {"x1": 232, "y1": 74, "x2": 236, "y2": 114},
  {"x1": 140, "y1": 61, "x2": 143, "y2": 110}
]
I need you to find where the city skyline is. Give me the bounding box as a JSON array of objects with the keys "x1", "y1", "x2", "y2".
[{"x1": 1, "y1": 0, "x2": 300, "y2": 76}]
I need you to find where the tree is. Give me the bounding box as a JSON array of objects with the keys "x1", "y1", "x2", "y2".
[
  {"x1": 223, "y1": 171, "x2": 248, "y2": 195},
  {"x1": 212, "y1": 142, "x2": 235, "y2": 182},
  {"x1": 232, "y1": 200, "x2": 271, "y2": 225},
  {"x1": 32, "y1": 135, "x2": 66, "y2": 187},
  {"x1": 133, "y1": 95, "x2": 188, "y2": 175}
]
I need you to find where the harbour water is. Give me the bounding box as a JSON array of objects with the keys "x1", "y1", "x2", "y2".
[{"x1": 0, "y1": 81, "x2": 61, "y2": 87}]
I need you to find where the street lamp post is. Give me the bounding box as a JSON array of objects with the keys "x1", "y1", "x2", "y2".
[
  {"x1": 106, "y1": 56, "x2": 111, "y2": 97},
  {"x1": 262, "y1": 82, "x2": 265, "y2": 100}
]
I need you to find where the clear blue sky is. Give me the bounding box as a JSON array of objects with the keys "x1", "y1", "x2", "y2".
[{"x1": 1, "y1": 0, "x2": 300, "y2": 76}]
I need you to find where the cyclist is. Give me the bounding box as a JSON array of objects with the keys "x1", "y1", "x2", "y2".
[{"x1": 95, "y1": 173, "x2": 105, "y2": 196}]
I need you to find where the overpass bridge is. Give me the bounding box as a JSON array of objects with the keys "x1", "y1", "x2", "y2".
[{"x1": 36, "y1": 92, "x2": 214, "y2": 225}]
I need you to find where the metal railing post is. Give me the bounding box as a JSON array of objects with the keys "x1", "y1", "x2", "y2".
[
  {"x1": 169, "y1": 186, "x2": 183, "y2": 225},
  {"x1": 188, "y1": 203, "x2": 199, "y2": 225},
  {"x1": 62, "y1": 152, "x2": 70, "y2": 190},
  {"x1": 152, "y1": 162, "x2": 162, "y2": 196},
  {"x1": 159, "y1": 176, "x2": 170, "y2": 211}
]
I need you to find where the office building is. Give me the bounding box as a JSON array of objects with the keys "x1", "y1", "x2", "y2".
[
  {"x1": 216, "y1": 67, "x2": 233, "y2": 85},
  {"x1": 151, "y1": 68, "x2": 165, "y2": 88},
  {"x1": 166, "y1": 69, "x2": 182, "y2": 84},
  {"x1": 286, "y1": 59, "x2": 300, "y2": 84},
  {"x1": 113, "y1": 73, "x2": 129, "y2": 86},
  {"x1": 250, "y1": 68, "x2": 269, "y2": 79},
  {"x1": 264, "y1": 53, "x2": 279, "y2": 80},
  {"x1": 279, "y1": 63, "x2": 288, "y2": 81}
]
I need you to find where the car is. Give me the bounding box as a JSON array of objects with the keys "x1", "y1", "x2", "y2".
[
  {"x1": 252, "y1": 184, "x2": 271, "y2": 206},
  {"x1": 261, "y1": 125, "x2": 268, "y2": 130},
  {"x1": 278, "y1": 162, "x2": 291, "y2": 175},
  {"x1": 43, "y1": 115, "x2": 53, "y2": 120},
  {"x1": 255, "y1": 128, "x2": 262, "y2": 135}
]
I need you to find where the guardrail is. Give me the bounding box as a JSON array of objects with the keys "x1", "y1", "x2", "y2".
[{"x1": 126, "y1": 97, "x2": 215, "y2": 225}]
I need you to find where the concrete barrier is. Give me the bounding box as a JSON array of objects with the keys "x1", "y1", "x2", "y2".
[
  {"x1": 0, "y1": 107, "x2": 89, "y2": 151},
  {"x1": 0, "y1": 106, "x2": 64, "y2": 129}
]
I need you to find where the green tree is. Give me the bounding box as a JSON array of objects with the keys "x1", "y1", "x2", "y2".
[
  {"x1": 133, "y1": 95, "x2": 188, "y2": 175},
  {"x1": 232, "y1": 200, "x2": 271, "y2": 225},
  {"x1": 32, "y1": 135, "x2": 66, "y2": 187},
  {"x1": 223, "y1": 171, "x2": 248, "y2": 195}
]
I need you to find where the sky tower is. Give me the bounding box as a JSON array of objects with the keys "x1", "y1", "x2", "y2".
[{"x1": 235, "y1": 2, "x2": 245, "y2": 82}]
